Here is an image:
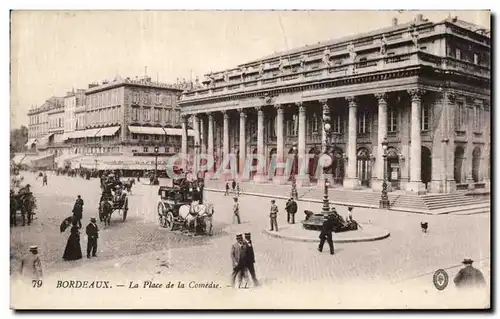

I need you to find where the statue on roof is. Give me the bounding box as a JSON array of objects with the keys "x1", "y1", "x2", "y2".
[
  {"x1": 223, "y1": 71, "x2": 229, "y2": 83},
  {"x1": 410, "y1": 27, "x2": 419, "y2": 49},
  {"x1": 322, "y1": 47, "x2": 332, "y2": 67},
  {"x1": 380, "y1": 34, "x2": 388, "y2": 56},
  {"x1": 258, "y1": 63, "x2": 265, "y2": 77},
  {"x1": 300, "y1": 54, "x2": 307, "y2": 68},
  {"x1": 240, "y1": 66, "x2": 247, "y2": 81},
  {"x1": 278, "y1": 57, "x2": 285, "y2": 72},
  {"x1": 347, "y1": 42, "x2": 357, "y2": 61}
]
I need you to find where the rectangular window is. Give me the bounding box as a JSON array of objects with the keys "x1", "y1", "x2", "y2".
[
  {"x1": 421, "y1": 105, "x2": 430, "y2": 131},
  {"x1": 155, "y1": 135, "x2": 160, "y2": 141},
  {"x1": 455, "y1": 48, "x2": 461, "y2": 60},
  {"x1": 132, "y1": 107, "x2": 139, "y2": 121},
  {"x1": 143, "y1": 147, "x2": 148, "y2": 153},
  {"x1": 331, "y1": 115, "x2": 342, "y2": 133},
  {"x1": 166, "y1": 109, "x2": 171, "y2": 123},
  {"x1": 144, "y1": 135, "x2": 149, "y2": 140},
  {"x1": 165, "y1": 95, "x2": 172, "y2": 106},
  {"x1": 474, "y1": 106, "x2": 482, "y2": 132},
  {"x1": 156, "y1": 93, "x2": 161, "y2": 104},
  {"x1": 455, "y1": 101, "x2": 466, "y2": 131},
  {"x1": 357, "y1": 112, "x2": 370, "y2": 134},
  {"x1": 143, "y1": 108, "x2": 151, "y2": 122},
  {"x1": 132, "y1": 134, "x2": 138, "y2": 139},
  {"x1": 388, "y1": 109, "x2": 398, "y2": 132},
  {"x1": 154, "y1": 108, "x2": 160, "y2": 122},
  {"x1": 474, "y1": 53, "x2": 479, "y2": 64}
]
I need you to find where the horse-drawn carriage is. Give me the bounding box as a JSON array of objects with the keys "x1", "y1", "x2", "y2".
[
  {"x1": 157, "y1": 178, "x2": 213, "y2": 235},
  {"x1": 10, "y1": 186, "x2": 37, "y2": 226},
  {"x1": 98, "y1": 179, "x2": 129, "y2": 226}
]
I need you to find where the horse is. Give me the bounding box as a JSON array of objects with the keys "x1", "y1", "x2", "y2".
[
  {"x1": 178, "y1": 201, "x2": 214, "y2": 235},
  {"x1": 99, "y1": 200, "x2": 113, "y2": 227},
  {"x1": 10, "y1": 192, "x2": 36, "y2": 226},
  {"x1": 123, "y1": 178, "x2": 135, "y2": 194}
]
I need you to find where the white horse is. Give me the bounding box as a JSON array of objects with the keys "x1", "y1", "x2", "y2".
[{"x1": 178, "y1": 201, "x2": 214, "y2": 235}]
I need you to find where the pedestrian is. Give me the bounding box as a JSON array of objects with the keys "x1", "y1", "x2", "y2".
[
  {"x1": 72, "y1": 195, "x2": 84, "y2": 229},
  {"x1": 285, "y1": 197, "x2": 298, "y2": 224},
  {"x1": 269, "y1": 199, "x2": 279, "y2": 232},
  {"x1": 318, "y1": 214, "x2": 335, "y2": 255},
  {"x1": 230, "y1": 234, "x2": 248, "y2": 288},
  {"x1": 225, "y1": 182, "x2": 230, "y2": 196},
  {"x1": 347, "y1": 206, "x2": 354, "y2": 222},
  {"x1": 233, "y1": 197, "x2": 241, "y2": 224},
  {"x1": 86, "y1": 217, "x2": 99, "y2": 258},
  {"x1": 63, "y1": 221, "x2": 83, "y2": 261},
  {"x1": 19, "y1": 246, "x2": 43, "y2": 280},
  {"x1": 236, "y1": 184, "x2": 240, "y2": 196},
  {"x1": 244, "y1": 233, "x2": 259, "y2": 287},
  {"x1": 453, "y1": 258, "x2": 486, "y2": 289},
  {"x1": 231, "y1": 179, "x2": 237, "y2": 195},
  {"x1": 42, "y1": 173, "x2": 48, "y2": 186}
]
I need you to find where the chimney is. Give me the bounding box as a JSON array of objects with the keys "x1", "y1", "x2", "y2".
[
  {"x1": 392, "y1": 17, "x2": 398, "y2": 27},
  {"x1": 416, "y1": 14, "x2": 424, "y2": 22}
]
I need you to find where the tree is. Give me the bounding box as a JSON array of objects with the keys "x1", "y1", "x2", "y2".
[{"x1": 10, "y1": 126, "x2": 28, "y2": 154}]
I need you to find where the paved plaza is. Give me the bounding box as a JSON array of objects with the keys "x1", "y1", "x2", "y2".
[{"x1": 10, "y1": 171, "x2": 490, "y2": 309}]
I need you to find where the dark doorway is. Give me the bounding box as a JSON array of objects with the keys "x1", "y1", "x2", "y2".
[
  {"x1": 472, "y1": 146, "x2": 481, "y2": 182},
  {"x1": 356, "y1": 148, "x2": 371, "y2": 187},
  {"x1": 288, "y1": 147, "x2": 298, "y2": 181},
  {"x1": 269, "y1": 148, "x2": 277, "y2": 177},
  {"x1": 308, "y1": 148, "x2": 319, "y2": 182},
  {"x1": 421, "y1": 146, "x2": 432, "y2": 189},
  {"x1": 386, "y1": 147, "x2": 400, "y2": 190},
  {"x1": 332, "y1": 147, "x2": 344, "y2": 185},
  {"x1": 454, "y1": 146, "x2": 465, "y2": 183}
]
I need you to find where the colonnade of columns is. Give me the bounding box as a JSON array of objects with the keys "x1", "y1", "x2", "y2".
[{"x1": 180, "y1": 89, "x2": 447, "y2": 193}]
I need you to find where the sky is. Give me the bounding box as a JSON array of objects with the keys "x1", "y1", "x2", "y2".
[{"x1": 9, "y1": 10, "x2": 490, "y2": 129}]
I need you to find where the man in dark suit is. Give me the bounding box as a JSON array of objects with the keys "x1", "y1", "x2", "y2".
[
  {"x1": 244, "y1": 233, "x2": 259, "y2": 287},
  {"x1": 454, "y1": 258, "x2": 486, "y2": 289},
  {"x1": 318, "y1": 214, "x2": 335, "y2": 255},
  {"x1": 285, "y1": 198, "x2": 298, "y2": 224},
  {"x1": 72, "y1": 195, "x2": 84, "y2": 229},
  {"x1": 86, "y1": 217, "x2": 99, "y2": 258},
  {"x1": 230, "y1": 234, "x2": 248, "y2": 288}
]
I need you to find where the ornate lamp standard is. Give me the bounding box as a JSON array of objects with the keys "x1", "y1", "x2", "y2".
[
  {"x1": 321, "y1": 121, "x2": 333, "y2": 215},
  {"x1": 153, "y1": 146, "x2": 159, "y2": 185},
  {"x1": 194, "y1": 142, "x2": 200, "y2": 176},
  {"x1": 290, "y1": 144, "x2": 299, "y2": 200},
  {"x1": 379, "y1": 137, "x2": 390, "y2": 209}
]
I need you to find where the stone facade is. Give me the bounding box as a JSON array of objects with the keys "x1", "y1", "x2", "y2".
[{"x1": 179, "y1": 16, "x2": 490, "y2": 193}]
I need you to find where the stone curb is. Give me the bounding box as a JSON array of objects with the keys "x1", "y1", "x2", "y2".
[{"x1": 262, "y1": 226, "x2": 391, "y2": 243}]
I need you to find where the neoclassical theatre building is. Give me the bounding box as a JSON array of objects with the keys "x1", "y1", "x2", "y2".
[{"x1": 178, "y1": 15, "x2": 490, "y2": 193}]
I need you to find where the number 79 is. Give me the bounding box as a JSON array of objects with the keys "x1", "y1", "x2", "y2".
[{"x1": 32, "y1": 280, "x2": 42, "y2": 288}]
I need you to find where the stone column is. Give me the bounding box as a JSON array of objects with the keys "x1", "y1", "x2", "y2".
[
  {"x1": 223, "y1": 111, "x2": 230, "y2": 162},
  {"x1": 199, "y1": 117, "x2": 206, "y2": 153},
  {"x1": 192, "y1": 115, "x2": 200, "y2": 146},
  {"x1": 181, "y1": 115, "x2": 188, "y2": 169},
  {"x1": 406, "y1": 88, "x2": 426, "y2": 193},
  {"x1": 465, "y1": 98, "x2": 475, "y2": 186},
  {"x1": 238, "y1": 109, "x2": 247, "y2": 178},
  {"x1": 372, "y1": 93, "x2": 387, "y2": 191},
  {"x1": 206, "y1": 113, "x2": 214, "y2": 174},
  {"x1": 253, "y1": 106, "x2": 266, "y2": 182},
  {"x1": 296, "y1": 102, "x2": 309, "y2": 186},
  {"x1": 273, "y1": 104, "x2": 286, "y2": 184},
  {"x1": 343, "y1": 96, "x2": 358, "y2": 189}
]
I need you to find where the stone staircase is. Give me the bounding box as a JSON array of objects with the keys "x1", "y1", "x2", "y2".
[
  {"x1": 205, "y1": 180, "x2": 490, "y2": 215},
  {"x1": 390, "y1": 192, "x2": 491, "y2": 215}
]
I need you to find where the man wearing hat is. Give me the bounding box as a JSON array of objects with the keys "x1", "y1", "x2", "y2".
[
  {"x1": 244, "y1": 233, "x2": 259, "y2": 286},
  {"x1": 85, "y1": 217, "x2": 99, "y2": 258},
  {"x1": 233, "y1": 197, "x2": 241, "y2": 224},
  {"x1": 453, "y1": 258, "x2": 486, "y2": 289},
  {"x1": 285, "y1": 197, "x2": 298, "y2": 224},
  {"x1": 269, "y1": 200, "x2": 279, "y2": 232},
  {"x1": 20, "y1": 245, "x2": 43, "y2": 280},
  {"x1": 318, "y1": 214, "x2": 335, "y2": 255},
  {"x1": 230, "y1": 234, "x2": 248, "y2": 288}
]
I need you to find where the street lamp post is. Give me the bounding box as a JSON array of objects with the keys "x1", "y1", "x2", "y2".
[
  {"x1": 379, "y1": 137, "x2": 390, "y2": 209},
  {"x1": 321, "y1": 121, "x2": 333, "y2": 215},
  {"x1": 154, "y1": 146, "x2": 159, "y2": 185},
  {"x1": 194, "y1": 142, "x2": 200, "y2": 176},
  {"x1": 291, "y1": 145, "x2": 298, "y2": 200}
]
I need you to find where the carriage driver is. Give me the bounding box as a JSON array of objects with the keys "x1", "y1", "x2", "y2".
[{"x1": 113, "y1": 185, "x2": 123, "y2": 202}]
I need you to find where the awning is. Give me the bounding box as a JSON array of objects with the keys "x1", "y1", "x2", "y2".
[
  {"x1": 128, "y1": 126, "x2": 195, "y2": 136},
  {"x1": 71, "y1": 155, "x2": 172, "y2": 170},
  {"x1": 83, "y1": 128, "x2": 101, "y2": 137},
  {"x1": 71, "y1": 130, "x2": 87, "y2": 139},
  {"x1": 128, "y1": 126, "x2": 166, "y2": 135},
  {"x1": 25, "y1": 138, "x2": 37, "y2": 147},
  {"x1": 96, "y1": 126, "x2": 121, "y2": 137}
]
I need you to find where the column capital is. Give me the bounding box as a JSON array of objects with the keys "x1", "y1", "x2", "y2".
[
  {"x1": 254, "y1": 106, "x2": 263, "y2": 113},
  {"x1": 297, "y1": 103, "x2": 306, "y2": 113},
  {"x1": 239, "y1": 109, "x2": 247, "y2": 119},
  {"x1": 207, "y1": 112, "x2": 213, "y2": 120},
  {"x1": 319, "y1": 99, "x2": 328, "y2": 106},
  {"x1": 274, "y1": 104, "x2": 284, "y2": 113},
  {"x1": 374, "y1": 92, "x2": 388, "y2": 103},
  {"x1": 407, "y1": 88, "x2": 426, "y2": 102},
  {"x1": 345, "y1": 96, "x2": 357, "y2": 107},
  {"x1": 223, "y1": 111, "x2": 229, "y2": 120},
  {"x1": 180, "y1": 114, "x2": 188, "y2": 121}
]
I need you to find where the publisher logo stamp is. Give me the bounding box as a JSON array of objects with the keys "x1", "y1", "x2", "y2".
[{"x1": 433, "y1": 269, "x2": 449, "y2": 291}]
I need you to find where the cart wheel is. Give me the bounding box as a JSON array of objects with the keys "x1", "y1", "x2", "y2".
[
  {"x1": 157, "y1": 203, "x2": 167, "y2": 227},
  {"x1": 165, "y1": 211, "x2": 174, "y2": 231}
]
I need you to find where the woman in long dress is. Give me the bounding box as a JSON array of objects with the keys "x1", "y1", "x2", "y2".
[{"x1": 63, "y1": 222, "x2": 82, "y2": 261}]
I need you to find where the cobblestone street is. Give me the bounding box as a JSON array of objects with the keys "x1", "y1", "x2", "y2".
[{"x1": 11, "y1": 171, "x2": 490, "y2": 309}]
